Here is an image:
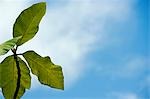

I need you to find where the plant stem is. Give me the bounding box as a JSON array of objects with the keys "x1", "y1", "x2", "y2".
[{"x1": 13, "y1": 49, "x2": 21, "y2": 99}]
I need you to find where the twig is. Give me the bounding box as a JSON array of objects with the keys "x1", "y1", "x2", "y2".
[{"x1": 13, "y1": 48, "x2": 21, "y2": 99}]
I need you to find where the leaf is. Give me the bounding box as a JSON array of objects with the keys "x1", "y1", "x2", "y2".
[
  {"x1": 23, "y1": 51, "x2": 64, "y2": 90},
  {"x1": 0, "y1": 36, "x2": 22, "y2": 56},
  {"x1": 13, "y1": 2, "x2": 46, "y2": 46},
  {"x1": 0, "y1": 56, "x2": 31, "y2": 99}
]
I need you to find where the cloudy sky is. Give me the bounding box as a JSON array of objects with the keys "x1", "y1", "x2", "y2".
[{"x1": 0, "y1": 0, "x2": 149, "y2": 99}]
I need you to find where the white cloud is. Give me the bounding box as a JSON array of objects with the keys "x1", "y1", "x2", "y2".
[
  {"x1": 116, "y1": 57, "x2": 148, "y2": 78},
  {"x1": 108, "y1": 92, "x2": 139, "y2": 99},
  {"x1": 96, "y1": 56, "x2": 148, "y2": 80},
  {"x1": 0, "y1": 1, "x2": 24, "y2": 42},
  {"x1": 0, "y1": 0, "x2": 137, "y2": 89}
]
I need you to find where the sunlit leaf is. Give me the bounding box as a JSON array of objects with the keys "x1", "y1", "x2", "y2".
[
  {"x1": 23, "y1": 51, "x2": 64, "y2": 90},
  {"x1": 0, "y1": 36, "x2": 21, "y2": 56},
  {"x1": 0, "y1": 56, "x2": 31, "y2": 99},
  {"x1": 13, "y1": 2, "x2": 46, "y2": 46},
  {"x1": 0, "y1": 2, "x2": 64, "y2": 99}
]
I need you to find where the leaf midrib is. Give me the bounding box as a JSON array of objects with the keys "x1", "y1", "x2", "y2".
[
  {"x1": 18, "y1": 6, "x2": 44, "y2": 45},
  {"x1": 25, "y1": 55, "x2": 53, "y2": 75}
]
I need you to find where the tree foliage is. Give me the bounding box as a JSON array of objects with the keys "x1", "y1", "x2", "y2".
[{"x1": 0, "y1": 2, "x2": 64, "y2": 99}]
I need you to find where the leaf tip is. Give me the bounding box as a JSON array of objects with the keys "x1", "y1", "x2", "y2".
[{"x1": 37, "y1": 2, "x2": 46, "y2": 7}]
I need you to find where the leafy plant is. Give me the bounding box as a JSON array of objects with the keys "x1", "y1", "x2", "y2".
[{"x1": 0, "y1": 2, "x2": 64, "y2": 99}]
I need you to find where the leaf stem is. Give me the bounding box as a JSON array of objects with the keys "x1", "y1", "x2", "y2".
[{"x1": 13, "y1": 48, "x2": 21, "y2": 99}]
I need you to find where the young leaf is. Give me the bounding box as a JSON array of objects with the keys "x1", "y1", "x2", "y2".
[
  {"x1": 0, "y1": 36, "x2": 21, "y2": 56},
  {"x1": 13, "y1": 2, "x2": 46, "y2": 46},
  {"x1": 23, "y1": 51, "x2": 64, "y2": 90},
  {"x1": 0, "y1": 56, "x2": 31, "y2": 98}
]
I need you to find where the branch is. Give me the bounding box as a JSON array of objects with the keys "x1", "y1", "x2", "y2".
[{"x1": 13, "y1": 50, "x2": 21, "y2": 99}]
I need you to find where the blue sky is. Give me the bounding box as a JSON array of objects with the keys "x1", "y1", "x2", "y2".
[{"x1": 0, "y1": 0, "x2": 149, "y2": 99}]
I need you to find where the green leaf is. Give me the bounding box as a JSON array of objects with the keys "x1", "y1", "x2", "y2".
[
  {"x1": 0, "y1": 36, "x2": 22, "y2": 56},
  {"x1": 23, "y1": 51, "x2": 64, "y2": 90},
  {"x1": 0, "y1": 56, "x2": 31, "y2": 99},
  {"x1": 13, "y1": 2, "x2": 46, "y2": 46}
]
